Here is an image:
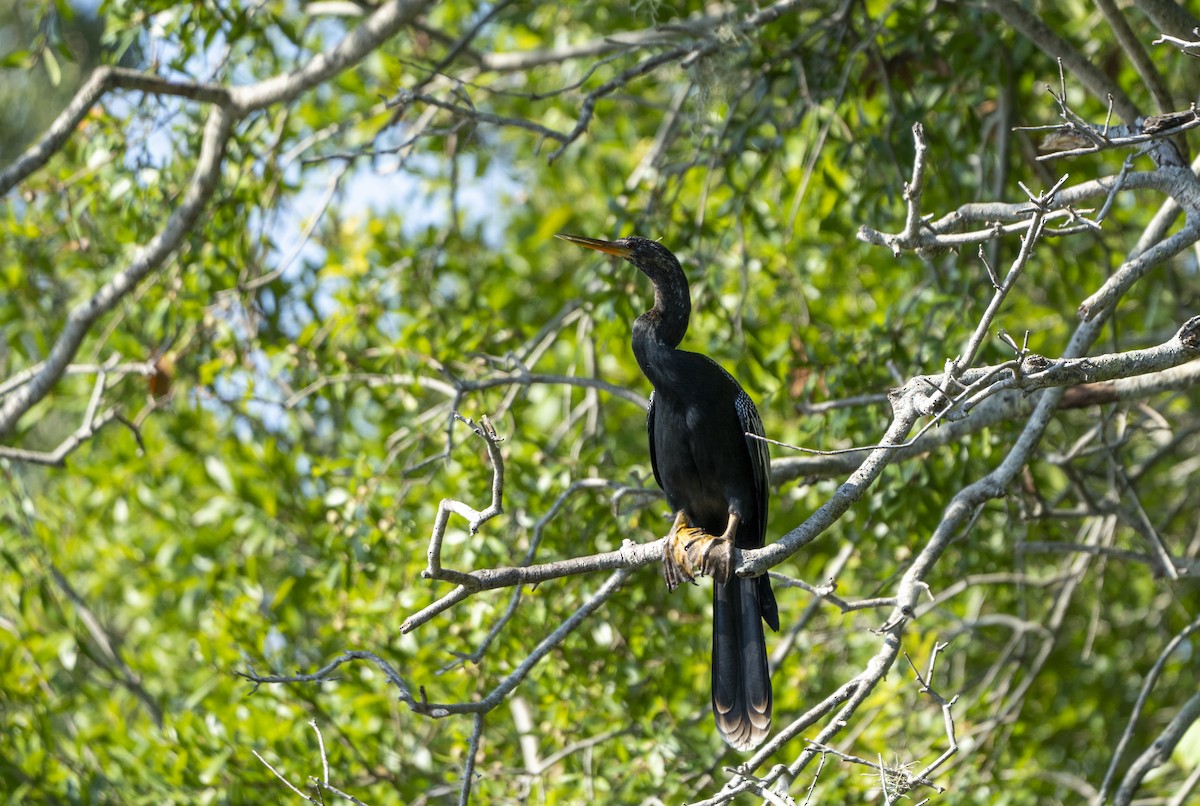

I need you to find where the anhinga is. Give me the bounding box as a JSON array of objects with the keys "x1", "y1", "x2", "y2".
[{"x1": 556, "y1": 233, "x2": 778, "y2": 752}]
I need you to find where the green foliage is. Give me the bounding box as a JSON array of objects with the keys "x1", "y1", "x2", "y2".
[{"x1": 2, "y1": 1, "x2": 1199, "y2": 803}]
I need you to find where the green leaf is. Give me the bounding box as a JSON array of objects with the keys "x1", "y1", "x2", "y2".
[
  {"x1": 42, "y1": 47, "x2": 61, "y2": 86},
  {"x1": 0, "y1": 50, "x2": 31, "y2": 68}
]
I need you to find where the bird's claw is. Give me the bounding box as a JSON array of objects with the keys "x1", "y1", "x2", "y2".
[
  {"x1": 684, "y1": 531, "x2": 734, "y2": 584},
  {"x1": 662, "y1": 511, "x2": 734, "y2": 589},
  {"x1": 662, "y1": 512, "x2": 696, "y2": 591}
]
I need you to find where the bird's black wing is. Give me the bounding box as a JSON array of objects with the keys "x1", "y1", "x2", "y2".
[
  {"x1": 734, "y1": 390, "x2": 770, "y2": 546},
  {"x1": 646, "y1": 391, "x2": 664, "y2": 493},
  {"x1": 734, "y1": 388, "x2": 778, "y2": 632}
]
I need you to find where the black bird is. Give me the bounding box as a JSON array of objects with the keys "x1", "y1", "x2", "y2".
[{"x1": 556, "y1": 233, "x2": 779, "y2": 751}]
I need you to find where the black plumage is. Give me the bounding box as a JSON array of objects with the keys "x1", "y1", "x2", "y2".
[{"x1": 556, "y1": 233, "x2": 779, "y2": 751}]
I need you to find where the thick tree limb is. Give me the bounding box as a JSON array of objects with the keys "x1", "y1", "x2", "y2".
[
  {"x1": 1079, "y1": 217, "x2": 1200, "y2": 319},
  {"x1": 773, "y1": 354, "x2": 1200, "y2": 483},
  {"x1": 0, "y1": 107, "x2": 233, "y2": 438},
  {"x1": 985, "y1": 0, "x2": 1139, "y2": 122},
  {"x1": 1134, "y1": 0, "x2": 1200, "y2": 42},
  {"x1": 0, "y1": 0, "x2": 436, "y2": 441},
  {"x1": 228, "y1": 0, "x2": 432, "y2": 113},
  {"x1": 0, "y1": 67, "x2": 230, "y2": 196}
]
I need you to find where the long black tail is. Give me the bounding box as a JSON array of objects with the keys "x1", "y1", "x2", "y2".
[{"x1": 711, "y1": 574, "x2": 777, "y2": 751}]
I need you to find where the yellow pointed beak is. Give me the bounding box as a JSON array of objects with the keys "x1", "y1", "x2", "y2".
[{"x1": 555, "y1": 233, "x2": 634, "y2": 259}]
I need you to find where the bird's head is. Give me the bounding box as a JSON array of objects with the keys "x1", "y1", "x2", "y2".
[
  {"x1": 555, "y1": 233, "x2": 683, "y2": 286},
  {"x1": 556, "y1": 232, "x2": 692, "y2": 343}
]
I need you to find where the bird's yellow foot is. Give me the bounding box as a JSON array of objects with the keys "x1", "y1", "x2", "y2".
[
  {"x1": 662, "y1": 511, "x2": 696, "y2": 591},
  {"x1": 662, "y1": 511, "x2": 741, "y2": 588},
  {"x1": 683, "y1": 529, "x2": 734, "y2": 585}
]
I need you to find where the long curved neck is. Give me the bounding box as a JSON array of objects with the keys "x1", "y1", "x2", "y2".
[{"x1": 631, "y1": 268, "x2": 691, "y2": 388}]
